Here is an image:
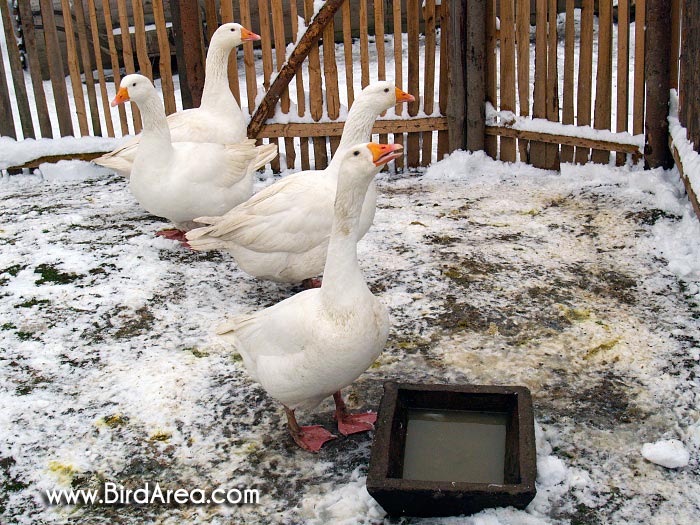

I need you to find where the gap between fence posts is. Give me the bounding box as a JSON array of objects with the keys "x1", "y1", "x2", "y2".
[{"x1": 171, "y1": 0, "x2": 206, "y2": 109}]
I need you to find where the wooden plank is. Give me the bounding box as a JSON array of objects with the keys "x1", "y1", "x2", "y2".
[
  {"x1": 544, "y1": 0, "x2": 560, "y2": 169},
  {"x1": 359, "y1": 0, "x2": 370, "y2": 89},
  {"x1": 86, "y1": 0, "x2": 115, "y2": 136},
  {"x1": 516, "y1": 0, "x2": 530, "y2": 161},
  {"x1": 171, "y1": 0, "x2": 206, "y2": 110},
  {"x1": 407, "y1": 0, "x2": 420, "y2": 167},
  {"x1": 560, "y1": 0, "x2": 575, "y2": 163},
  {"x1": 644, "y1": 0, "x2": 673, "y2": 169},
  {"x1": 39, "y1": 0, "x2": 74, "y2": 136},
  {"x1": 290, "y1": 0, "x2": 310, "y2": 170},
  {"x1": 17, "y1": 0, "x2": 53, "y2": 138},
  {"x1": 239, "y1": 0, "x2": 258, "y2": 114},
  {"x1": 575, "y1": 0, "x2": 594, "y2": 163},
  {"x1": 437, "y1": 0, "x2": 450, "y2": 159},
  {"x1": 304, "y1": 0, "x2": 328, "y2": 169},
  {"x1": 633, "y1": 0, "x2": 646, "y2": 136},
  {"x1": 0, "y1": 1, "x2": 35, "y2": 138},
  {"x1": 220, "y1": 1, "x2": 241, "y2": 105},
  {"x1": 132, "y1": 0, "x2": 154, "y2": 80},
  {"x1": 72, "y1": 0, "x2": 102, "y2": 136},
  {"x1": 670, "y1": 0, "x2": 681, "y2": 90},
  {"x1": 530, "y1": 0, "x2": 548, "y2": 167},
  {"x1": 421, "y1": 0, "x2": 437, "y2": 166},
  {"x1": 485, "y1": 0, "x2": 497, "y2": 158},
  {"x1": 393, "y1": 0, "x2": 405, "y2": 169},
  {"x1": 0, "y1": 42, "x2": 16, "y2": 138},
  {"x1": 204, "y1": 0, "x2": 219, "y2": 42},
  {"x1": 257, "y1": 0, "x2": 280, "y2": 172},
  {"x1": 116, "y1": 0, "x2": 142, "y2": 131},
  {"x1": 259, "y1": 117, "x2": 449, "y2": 138},
  {"x1": 152, "y1": 0, "x2": 177, "y2": 115},
  {"x1": 61, "y1": 0, "x2": 90, "y2": 136},
  {"x1": 342, "y1": 0, "x2": 355, "y2": 107},
  {"x1": 447, "y1": 0, "x2": 465, "y2": 152},
  {"x1": 591, "y1": 0, "x2": 613, "y2": 164},
  {"x1": 101, "y1": 0, "x2": 130, "y2": 135},
  {"x1": 7, "y1": 151, "x2": 110, "y2": 170},
  {"x1": 323, "y1": 18, "x2": 341, "y2": 156},
  {"x1": 486, "y1": 126, "x2": 642, "y2": 154},
  {"x1": 615, "y1": 0, "x2": 630, "y2": 165},
  {"x1": 670, "y1": 137, "x2": 700, "y2": 220},
  {"x1": 500, "y1": 0, "x2": 517, "y2": 162},
  {"x1": 273, "y1": 0, "x2": 295, "y2": 168},
  {"x1": 466, "y1": 0, "x2": 486, "y2": 152},
  {"x1": 375, "y1": 0, "x2": 389, "y2": 150}
]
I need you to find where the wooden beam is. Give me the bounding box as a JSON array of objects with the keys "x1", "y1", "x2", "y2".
[
  {"x1": 447, "y1": 0, "x2": 466, "y2": 151},
  {"x1": 247, "y1": 0, "x2": 346, "y2": 139},
  {"x1": 4, "y1": 151, "x2": 107, "y2": 170},
  {"x1": 486, "y1": 126, "x2": 642, "y2": 154},
  {"x1": 465, "y1": 0, "x2": 486, "y2": 152},
  {"x1": 257, "y1": 117, "x2": 449, "y2": 138},
  {"x1": 644, "y1": 0, "x2": 673, "y2": 169},
  {"x1": 669, "y1": 136, "x2": 700, "y2": 220},
  {"x1": 171, "y1": 0, "x2": 206, "y2": 109}
]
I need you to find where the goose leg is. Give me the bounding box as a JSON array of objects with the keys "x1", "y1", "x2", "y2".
[
  {"x1": 301, "y1": 278, "x2": 322, "y2": 289},
  {"x1": 284, "y1": 406, "x2": 336, "y2": 452},
  {"x1": 155, "y1": 228, "x2": 188, "y2": 242},
  {"x1": 333, "y1": 391, "x2": 377, "y2": 435}
]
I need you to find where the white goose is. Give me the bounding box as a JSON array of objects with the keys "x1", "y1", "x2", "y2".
[
  {"x1": 112, "y1": 74, "x2": 260, "y2": 238},
  {"x1": 218, "y1": 142, "x2": 402, "y2": 452},
  {"x1": 185, "y1": 81, "x2": 414, "y2": 284},
  {"x1": 95, "y1": 23, "x2": 277, "y2": 177}
]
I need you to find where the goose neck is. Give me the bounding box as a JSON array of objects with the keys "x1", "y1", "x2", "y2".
[
  {"x1": 200, "y1": 45, "x2": 238, "y2": 111},
  {"x1": 137, "y1": 92, "x2": 173, "y2": 153},
  {"x1": 328, "y1": 104, "x2": 381, "y2": 169}
]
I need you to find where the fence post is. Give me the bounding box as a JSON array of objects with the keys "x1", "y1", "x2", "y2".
[
  {"x1": 447, "y1": 0, "x2": 466, "y2": 151},
  {"x1": 171, "y1": 0, "x2": 206, "y2": 109},
  {"x1": 644, "y1": 0, "x2": 673, "y2": 169},
  {"x1": 465, "y1": 0, "x2": 486, "y2": 152}
]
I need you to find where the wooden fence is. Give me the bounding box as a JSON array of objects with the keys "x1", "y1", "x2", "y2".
[{"x1": 0, "y1": 0, "x2": 677, "y2": 171}]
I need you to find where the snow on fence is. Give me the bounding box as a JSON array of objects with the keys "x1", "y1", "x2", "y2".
[{"x1": 0, "y1": 0, "x2": 682, "y2": 172}]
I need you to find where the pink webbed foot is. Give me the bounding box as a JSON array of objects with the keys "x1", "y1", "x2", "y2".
[
  {"x1": 335, "y1": 412, "x2": 377, "y2": 436},
  {"x1": 155, "y1": 229, "x2": 188, "y2": 242},
  {"x1": 292, "y1": 425, "x2": 337, "y2": 452},
  {"x1": 301, "y1": 278, "x2": 322, "y2": 289}
]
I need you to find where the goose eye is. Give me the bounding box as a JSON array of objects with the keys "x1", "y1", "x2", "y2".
[
  {"x1": 384, "y1": 88, "x2": 389, "y2": 93},
  {"x1": 353, "y1": 151, "x2": 360, "y2": 156},
  {"x1": 231, "y1": 28, "x2": 236, "y2": 32},
  {"x1": 132, "y1": 82, "x2": 136, "y2": 87}
]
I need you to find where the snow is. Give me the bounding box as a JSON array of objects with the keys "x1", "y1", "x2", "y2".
[
  {"x1": 641, "y1": 440, "x2": 691, "y2": 469},
  {"x1": 0, "y1": 136, "x2": 127, "y2": 170},
  {"x1": 669, "y1": 90, "x2": 700, "y2": 196}
]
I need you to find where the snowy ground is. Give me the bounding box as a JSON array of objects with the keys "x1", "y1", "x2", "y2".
[{"x1": 1, "y1": 151, "x2": 700, "y2": 524}]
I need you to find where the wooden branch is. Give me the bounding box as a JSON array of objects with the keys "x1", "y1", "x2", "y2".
[
  {"x1": 486, "y1": 126, "x2": 642, "y2": 154},
  {"x1": 247, "y1": 0, "x2": 346, "y2": 139},
  {"x1": 669, "y1": 136, "x2": 700, "y2": 220}
]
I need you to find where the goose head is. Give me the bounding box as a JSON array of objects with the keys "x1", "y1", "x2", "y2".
[
  {"x1": 111, "y1": 74, "x2": 155, "y2": 106},
  {"x1": 210, "y1": 23, "x2": 261, "y2": 50},
  {"x1": 342, "y1": 142, "x2": 404, "y2": 179},
  {"x1": 354, "y1": 81, "x2": 415, "y2": 114}
]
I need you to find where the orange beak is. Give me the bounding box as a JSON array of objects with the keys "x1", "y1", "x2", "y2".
[
  {"x1": 367, "y1": 142, "x2": 404, "y2": 166},
  {"x1": 395, "y1": 88, "x2": 415, "y2": 104},
  {"x1": 111, "y1": 87, "x2": 129, "y2": 107},
  {"x1": 240, "y1": 26, "x2": 261, "y2": 42}
]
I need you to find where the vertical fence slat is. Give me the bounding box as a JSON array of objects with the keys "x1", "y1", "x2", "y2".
[
  {"x1": 393, "y1": 0, "x2": 405, "y2": 169},
  {"x1": 152, "y1": 0, "x2": 177, "y2": 115},
  {"x1": 132, "y1": 0, "x2": 154, "y2": 80},
  {"x1": 633, "y1": 0, "x2": 646, "y2": 137},
  {"x1": 73, "y1": 0, "x2": 102, "y2": 136},
  {"x1": 0, "y1": 1, "x2": 35, "y2": 138},
  {"x1": 560, "y1": 0, "x2": 575, "y2": 163},
  {"x1": 485, "y1": 0, "x2": 497, "y2": 158},
  {"x1": 116, "y1": 0, "x2": 142, "y2": 132},
  {"x1": 421, "y1": 0, "x2": 437, "y2": 166},
  {"x1": 101, "y1": 0, "x2": 130, "y2": 135},
  {"x1": 615, "y1": 0, "x2": 630, "y2": 165},
  {"x1": 17, "y1": 0, "x2": 53, "y2": 138},
  {"x1": 0, "y1": 40, "x2": 16, "y2": 138},
  {"x1": 239, "y1": 0, "x2": 258, "y2": 114},
  {"x1": 447, "y1": 0, "x2": 465, "y2": 152},
  {"x1": 305, "y1": 0, "x2": 328, "y2": 169},
  {"x1": 375, "y1": 0, "x2": 388, "y2": 148},
  {"x1": 323, "y1": 18, "x2": 341, "y2": 156},
  {"x1": 60, "y1": 0, "x2": 90, "y2": 136},
  {"x1": 39, "y1": 0, "x2": 74, "y2": 136},
  {"x1": 545, "y1": 0, "x2": 560, "y2": 168},
  {"x1": 272, "y1": 0, "x2": 296, "y2": 167},
  {"x1": 407, "y1": 0, "x2": 420, "y2": 167},
  {"x1": 87, "y1": 0, "x2": 115, "y2": 136},
  {"x1": 220, "y1": 1, "x2": 242, "y2": 105},
  {"x1": 359, "y1": 0, "x2": 370, "y2": 89},
  {"x1": 530, "y1": 0, "x2": 548, "y2": 167},
  {"x1": 204, "y1": 0, "x2": 219, "y2": 42},
  {"x1": 342, "y1": 0, "x2": 355, "y2": 106},
  {"x1": 437, "y1": 0, "x2": 450, "y2": 159},
  {"x1": 500, "y1": 0, "x2": 516, "y2": 162},
  {"x1": 257, "y1": 0, "x2": 279, "y2": 171},
  {"x1": 290, "y1": 0, "x2": 310, "y2": 170},
  {"x1": 670, "y1": 0, "x2": 681, "y2": 90},
  {"x1": 516, "y1": 0, "x2": 529, "y2": 161},
  {"x1": 575, "y1": 0, "x2": 593, "y2": 163},
  {"x1": 591, "y1": 0, "x2": 613, "y2": 164}
]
